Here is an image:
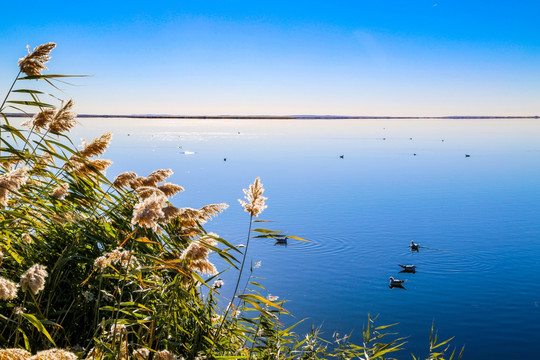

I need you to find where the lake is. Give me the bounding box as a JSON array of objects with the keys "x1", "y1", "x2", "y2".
[{"x1": 70, "y1": 117, "x2": 540, "y2": 359}]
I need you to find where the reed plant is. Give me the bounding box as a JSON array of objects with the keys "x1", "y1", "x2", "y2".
[{"x1": 0, "y1": 42, "x2": 462, "y2": 360}]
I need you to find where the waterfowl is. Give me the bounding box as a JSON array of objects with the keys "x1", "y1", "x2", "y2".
[
  {"x1": 389, "y1": 276, "x2": 407, "y2": 286},
  {"x1": 398, "y1": 264, "x2": 416, "y2": 273},
  {"x1": 275, "y1": 237, "x2": 288, "y2": 245},
  {"x1": 409, "y1": 240, "x2": 419, "y2": 251},
  {"x1": 340, "y1": 155, "x2": 344, "y2": 159},
  {"x1": 465, "y1": 154, "x2": 470, "y2": 157}
]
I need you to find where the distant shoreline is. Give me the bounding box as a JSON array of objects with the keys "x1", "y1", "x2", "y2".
[{"x1": 4, "y1": 113, "x2": 539, "y2": 120}]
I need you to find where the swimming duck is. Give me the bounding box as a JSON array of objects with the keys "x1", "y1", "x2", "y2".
[
  {"x1": 389, "y1": 276, "x2": 407, "y2": 286},
  {"x1": 399, "y1": 264, "x2": 416, "y2": 273},
  {"x1": 275, "y1": 237, "x2": 288, "y2": 245},
  {"x1": 409, "y1": 240, "x2": 419, "y2": 251}
]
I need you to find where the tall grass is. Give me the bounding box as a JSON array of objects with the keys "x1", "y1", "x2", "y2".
[{"x1": 0, "y1": 42, "x2": 462, "y2": 360}]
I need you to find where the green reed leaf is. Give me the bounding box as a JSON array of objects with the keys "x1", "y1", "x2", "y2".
[
  {"x1": 18, "y1": 74, "x2": 87, "y2": 80},
  {"x1": 252, "y1": 228, "x2": 283, "y2": 234},
  {"x1": 21, "y1": 313, "x2": 56, "y2": 347},
  {"x1": 7, "y1": 100, "x2": 54, "y2": 107}
]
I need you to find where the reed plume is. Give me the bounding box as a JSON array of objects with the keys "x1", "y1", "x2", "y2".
[
  {"x1": 31, "y1": 349, "x2": 78, "y2": 360},
  {"x1": 0, "y1": 276, "x2": 18, "y2": 300},
  {"x1": 93, "y1": 247, "x2": 138, "y2": 271},
  {"x1": 136, "y1": 186, "x2": 166, "y2": 199},
  {"x1": 51, "y1": 182, "x2": 69, "y2": 200},
  {"x1": 113, "y1": 171, "x2": 138, "y2": 188},
  {"x1": 77, "y1": 132, "x2": 113, "y2": 158},
  {"x1": 155, "y1": 350, "x2": 178, "y2": 360},
  {"x1": 75, "y1": 159, "x2": 113, "y2": 175},
  {"x1": 48, "y1": 99, "x2": 77, "y2": 134},
  {"x1": 18, "y1": 42, "x2": 56, "y2": 76},
  {"x1": 131, "y1": 193, "x2": 167, "y2": 231},
  {"x1": 133, "y1": 348, "x2": 150, "y2": 360},
  {"x1": 0, "y1": 166, "x2": 29, "y2": 206},
  {"x1": 22, "y1": 108, "x2": 56, "y2": 132},
  {"x1": 179, "y1": 234, "x2": 219, "y2": 275},
  {"x1": 20, "y1": 264, "x2": 48, "y2": 295},
  {"x1": 0, "y1": 348, "x2": 31, "y2": 360},
  {"x1": 238, "y1": 177, "x2": 267, "y2": 217},
  {"x1": 158, "y1": 182, "x2": 184, "y2": 196}
]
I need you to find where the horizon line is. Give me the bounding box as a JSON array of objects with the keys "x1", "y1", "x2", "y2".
[{"x1": 5, "y1": 113, "x2": 540, "y2": 120}]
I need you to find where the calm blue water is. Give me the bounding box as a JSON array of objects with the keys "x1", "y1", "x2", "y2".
[{"x1": 71, "y1": 118, "x2": 540, "y2": 358}]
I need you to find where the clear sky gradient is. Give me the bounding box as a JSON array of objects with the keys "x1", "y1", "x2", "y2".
[{"x1": 1, "y1": 1, "x2": 539, "y2": 116}]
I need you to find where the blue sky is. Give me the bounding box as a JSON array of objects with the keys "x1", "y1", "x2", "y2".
[{"x1": 1, "y1": 0, "x2": 539, "y2": 116}]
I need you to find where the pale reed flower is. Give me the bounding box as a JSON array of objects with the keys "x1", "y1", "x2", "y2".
[
  {"x1": 94, "y1": 247, "x2": 139, "y2": 271},
  {"x1": 131, "y1": 193, "x2": 167, "y2": 231},
  {"x1": 51, "y1": 182, "x2": 69, "y2": 199},
  {"x1": 160, "y1": 205, "x2": 182, "y2": 223},
  {"x1": 156, "y1": 350, "x2": 177, "y2": 360},
  {"x1": 136, "y1": 186, "x2": 166, "y2": 199},
  {"x1": 238, "y1": 177, "x2": 267, "y2": 217},
  {"x1": 22, "y1": 233, "x2": 33, "y2": 243},
  {"x1": 133, "y1": 348, "x2": 150, "y2": 360},
  {"x1": 75, "y1": 159, "x2": 113, "y2": 175},
  {"x1": 198, "y1": 203, "x2": 229, "y2": 224},
  {"x1": 22, "y1": 108, "x2": 56, "y2": 132},
  {"x1": 77, "y1": 132, "x2": 113, "y2": 158},
  {"x1": 148, "y1": 169, "x2": 173, "y2": 183},
  {"x1": 20, "y1": 264, "x2": 48, "y2": 295},
  {"x1": 180, "y1": 234, "x2": 218, "y2": 262},
  {"x1": 113, "y1": 171, "x2": 138, "y2": 188},
  {"x1": 0, "y1": 348, "x2": 31, "y2": 359},
  {"x1": 135, "y1": 169, "x2": 174, "y2": 188},
  {"x1": 108, "y1": 323, "x2": 127, "y2": 337},
  {"x1": 13, "y1": 306, "x2": 26, "y2": 315},
  {"x1": 180, "y1": 234, "x2": 219, "y2": 275},
  {"x1": 30, "y1": 348, "x2": 77, "y2": 360},
  {"x1": 0, "y1": 166, "x2": 29, "y2": 206},
  {"x1": 48, "y1": 99, "x2": 77, "y2": 134},
  {"x1": 212, "y1": 278, "x2": 224, "y2": 289},
  {"x1": 190, "y1": 260, "x2": 217, "y2": 275},
  {"x1": 18, "y1": 42, "x2": 56, "y2": 76},
  {"x1": 158, "y1": 183, "x2": 184, "y2": 196},
  {"x1": 0, "y1": 276, "x2": 18, "y2": 300}
]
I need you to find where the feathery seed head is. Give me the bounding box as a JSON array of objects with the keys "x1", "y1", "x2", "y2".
[
  {"x1": 48, "y1": 99, "x2": 77, "y2": 133},
  {"x1": 0, "y1": 276, "x2": 18, "y2": 300},
  {"x1": 22, "y1": 233, "x2": 33, "y2": 244},
  {"x1": 148, "y1": 169, "x2": 173, "y2": 183},
  {"x1": 238, "y1": 177, "x2": 267, "y2": 217},
  {"x1": 136, "y1": 186, "x2": 166, "y2": 199},
  {"x1": 23, "y1": 108, "x2": 56, "y2": 132},
  {"x1": 131, "y1": 193, "x2": 167, "y2": 231},
  {"x1": 0, "y1": 348, "x2": 31, "y2": 360},
  {"x1": 31, "y1": 348, "x2": 78, "y2": 360},
  {"x1": 76, "y1": 159, "x2": 113, "y2": 176},
  {"x1": 133, "y1": 348, "x2": 150, "y2": 360},
  {"x1": 160, "y1": 205, "x2": 182, "y2": 223},
  {"x1": 113, "y1": 171, "x2": 138, "y2": 188},
  {"x1": 0, "y1": 166, "x2": 29, "y2": 206},
  {"x1": 158, "y1": 182, "x2": 184, "y2": 197},
  {"x1": 51, "y1": 182, "x2": 69, "y2": 200},
  {"x1": 77, "y1": 132, "x2": 113, "y2": 158},
  {"x1": 20, "y1": 264, "x2": 48, "y2": 295},
  {"x1": 18, "y1": 42, "x2": 56, "y2": 76},
  {"x1": 156, "y1": 350, "x2": 177, "y2": 360}
]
